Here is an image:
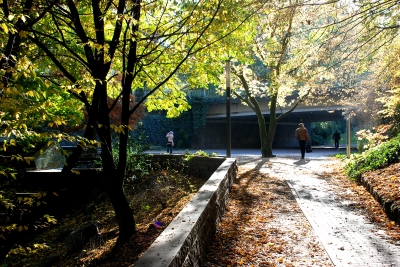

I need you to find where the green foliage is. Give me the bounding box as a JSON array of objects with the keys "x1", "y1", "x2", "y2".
[
  {"x1": 13, "y1": 133, "x2": 51, "y2": 155},
  {"x1": 113, "y1": 127, "x2": 151, "y2": 181},
  {"x1": 190, "y1": 95, "x2": 211, "y2": 136},
  {"x1": 183, "y1": 149, "x2": 217, "y2": 161},
  {"x1": 0, "y1": 132, "x2": 51, "y2": 184},
  {"x1": 141, "y1": 95, "x2": 217, "y2": 148},
  {"x1": 311, "y1": 121, "x2": 346, "y2": 146},
  {"x1": 0, "y1": 191, "x2": 58, "y2": 262},
  {"x1": 355, "y1": 125, "x2": 392, "y2": 152},
  {"x1": 1, "y1": 132, "x2": 51, "y2": 157},
  {"x1": 334, "y1": 153, "x2": 348, "y2": 160},
  {"x1": 0, "y1": 0, "x2": 270, "y2": 260},
  {"x1": 344, "y1": 134, "x2": 400, "y2": 180}
]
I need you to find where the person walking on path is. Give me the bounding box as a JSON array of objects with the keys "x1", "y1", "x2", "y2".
[
  {"x1": 166, "y1": 131, "x2": 174, "y2": 154},
  {"x1": 295, "y1": 123, "x2": 311, "y2": 159},
  {"x1": 332, "y1": 130, "x2": 341, "y2": 149}
]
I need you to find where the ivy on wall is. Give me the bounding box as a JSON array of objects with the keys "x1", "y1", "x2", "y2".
[{"x1": 138, "y1": 95, "x2": 222, "y2": 149}]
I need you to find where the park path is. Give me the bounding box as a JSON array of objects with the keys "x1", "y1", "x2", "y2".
[{"x1": 237, "y1": 154, "x2": 400, "y2": 267}]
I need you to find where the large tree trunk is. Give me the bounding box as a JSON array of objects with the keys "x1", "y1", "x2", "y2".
[
  {"x1": 263, "y1": 117, "x2": 277, "y2": 157},
  {"x1": 95, "y1": 119, "x2": 137, "y2": 246},
  {"x1": 255, "y1": 108, "x2": 270, "y2": 157},
  {"x1": 105, "y1": 0, "x2": 142, "y2": 245},
  {"x1": 252, "y1": 98, "x2": 276, "y2": 157},
  {"x1": 102, "y1": 154, "x2": 137, "y2": 246},
  {"x1": 97, "y1": 78, "x2": 137, "y2": 245},
  {"x1": 258, "y1": 96, "x2": 278, "y2": 158},
  {"x1": 259, "y1": 117, "x2": 277, "y2": 158}
]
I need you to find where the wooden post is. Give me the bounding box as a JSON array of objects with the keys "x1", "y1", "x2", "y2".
[
  {"x1": 226, "y1": 60, "x2": 231, "y2": 158},
  {"x1": 346, "y1": 117, "x2": 351, "y2": 158}
]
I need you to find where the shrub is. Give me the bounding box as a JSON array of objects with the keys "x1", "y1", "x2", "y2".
[
  {"x1": 183, "y1": 150, "x2": 218, "y2": 161},
  {"x1": 344, "y1": 134, "x2": 400, "y2": 180},
  {"x1": 355, "y1": 126, "x2": 391, "y2": 152},
  {"x1": 112, "y1": 128, "x2": 152, "y2": 182}
]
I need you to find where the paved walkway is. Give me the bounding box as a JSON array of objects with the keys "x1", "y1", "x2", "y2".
[
  {"x1": 149, "y1": 148, "x2": 400, "y2": 266},
  {"x1": 235, "y1": 150, "x2": 400, "y2": 267},
  {"x1": 284, "y1": 158, "x2": 399, "y2": 266}
]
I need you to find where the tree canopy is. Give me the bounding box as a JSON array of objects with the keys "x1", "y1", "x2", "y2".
[
  {"x1": 0, "y1": 0, "x2": 265, "y2": 259},
  {"x1": 3, "y1": 0, "x2": 400, "y2": 262}
]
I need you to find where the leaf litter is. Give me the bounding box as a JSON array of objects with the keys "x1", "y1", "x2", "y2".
[
  {"x1": 5, "y1": 156, "x2": 400, "y2": 266},
  {"x1": 203, "y1": 156, "x2": 400, "y2": 267},
  {"x1": 5, "y1": 168, "x2": 206, "y2": 267},
  {"x1": 203, "y1": 158, "x2": 333, "y2": 267}
]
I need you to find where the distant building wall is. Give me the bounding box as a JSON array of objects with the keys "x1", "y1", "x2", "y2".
[{"x1": 194, "y1": 118, "x2": 311, "y2": 149}]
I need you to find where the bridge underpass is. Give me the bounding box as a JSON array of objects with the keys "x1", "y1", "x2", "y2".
[{"x1": 193, "y1": 99, "x2": 351, "y2": 149}]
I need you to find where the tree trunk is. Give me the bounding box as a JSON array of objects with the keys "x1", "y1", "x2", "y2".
[
  {"x1": 260, "y1": 117, "x2": 277, "y2": 158},
  {"x1": 103, "y1": 158, "x2": 137, "y2": 246},
  {"x1": 255, "y1": 108, "x2": 270, "y2": 157},
  {"x1": 263, "y1": 117, "x2": 277, "y2": 157},
  {"x1": 257, "y1": 95, "x2": 278, "y2": 158},
  {"x1": 256, "y1": 114, "x2": 277, "y2": 158},
  {"x1": 96, "y1": 124, "x2": 137, "y2": 245},
  {"x1": 97, "y1": 79, "x2": 138, "y2": 244}
]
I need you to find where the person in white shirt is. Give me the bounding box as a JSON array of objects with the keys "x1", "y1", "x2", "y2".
[{"x1": 166, "y1": 131, "x2": 174, "y2": 154}]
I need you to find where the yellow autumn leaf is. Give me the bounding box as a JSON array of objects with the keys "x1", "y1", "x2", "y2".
[
  {"x1": 1, "y1": 23, "x2": 9, "y2": 33},
  {"x1": 19, "y1": 30, "x2": 28, "y2": 38},
  {"x1": 24, "y1": 157, "x2": 32, "y2": 165}
]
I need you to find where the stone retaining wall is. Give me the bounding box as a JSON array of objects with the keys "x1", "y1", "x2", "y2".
[
  {"x1": 360, "y1": 175, "x2": 400, "y2": 225},
  {"x1": 149, "y1": 154, "x2": 227, "y2": 180},
  {"x1": 134, "y1": 156, "x2": 237, "y2": 267}
]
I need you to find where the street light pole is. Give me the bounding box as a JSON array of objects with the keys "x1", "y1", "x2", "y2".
[
  {"x1": 346, "y1": 117, "x2": 351, "y2": 158},
  {"x1": 226, "y1": 60, "x2": 231, "y2": 158}
]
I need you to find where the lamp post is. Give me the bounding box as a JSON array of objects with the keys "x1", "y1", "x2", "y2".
[
  {"x1": 346, "y1": 117, "x2": 351, "y2": 158},
  {"x1": 226, "y1": 60, "x2": 231, "y2": 158}
]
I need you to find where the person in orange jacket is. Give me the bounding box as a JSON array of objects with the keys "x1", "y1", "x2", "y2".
[{"x1": 295, "y1": 123, "x2": 311, "y2": 159}]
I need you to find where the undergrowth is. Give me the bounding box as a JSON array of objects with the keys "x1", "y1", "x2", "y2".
[{"x1": 344, "y1": 134, "x2": 400, "y2": 180}]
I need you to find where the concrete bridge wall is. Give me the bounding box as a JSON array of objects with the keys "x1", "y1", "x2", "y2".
[
  {"x1": 193, "y1": 117, "x2": 313, "y2": 149},
  {"x1": 193, "y1": 99, "x2": 348, "y2": 149}
]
